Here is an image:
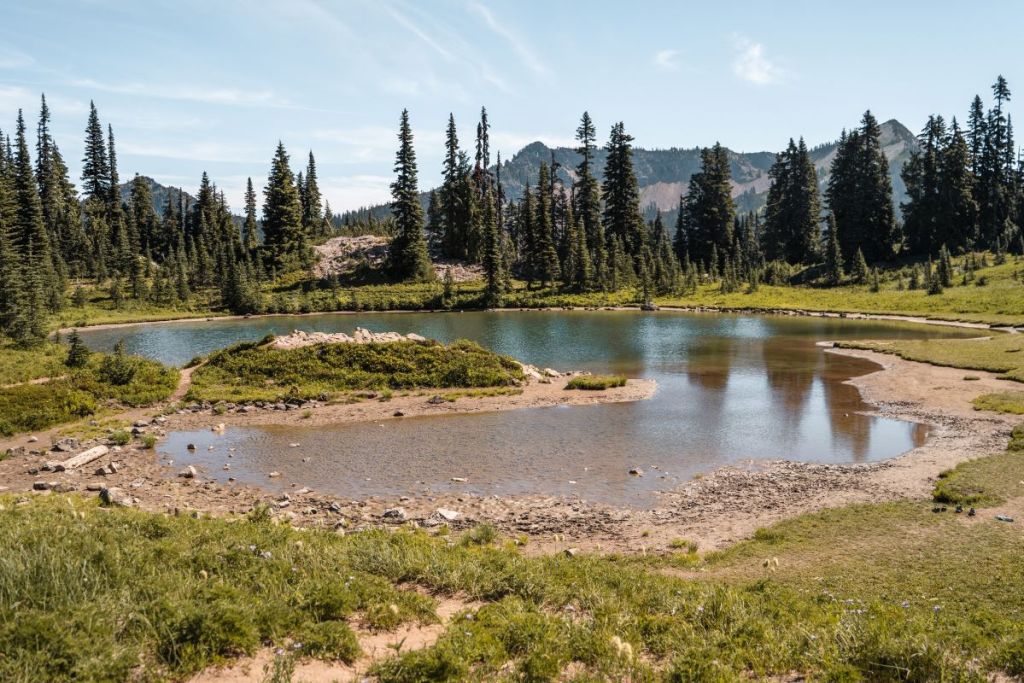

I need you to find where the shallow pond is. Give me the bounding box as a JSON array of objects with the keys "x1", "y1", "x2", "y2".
[{"x1": 79, "y1": 311, "x2": 969, "y2": 507}]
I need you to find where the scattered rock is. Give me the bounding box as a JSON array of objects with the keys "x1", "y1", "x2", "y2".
[
  {"x1": 393, "y1": 410, "x2": 405, "y2": 417},
  {"x1": 179, "y1": 466, "x2": 197, "y2": 479},
  {"x1": 451, "y1": 477, "x2": 468, "y2": 483},
  {"x1": 435, "y1": 508, "x2": 461, "y2": 521},
  {"x1": 629, "y1": 468, "x2": 643, "y2": 476},
  {"x1": 26, "y1": 435, "x2": 38, "y2": 443},
  {"x1": 564, "y1": 547, "x2": 580, "y2": 557},
  {"x1": 268, "y1": 471, "x2": 281, "y2": 478},
  {"x1": 32, "y1": 481, "x2": 51, "y2": 491},
  {"x1": 427, "y1": 395, "x2": 446, "y2": 405},
  {"x1": 186, "y1": 443, "x2": 196, "y2": 451},
  {"x1": 99, "y1": 487, "x2": 135, "y2": 508},
  {"x1": 382, "y1": 507, "x2": 407, "y2": 521}
]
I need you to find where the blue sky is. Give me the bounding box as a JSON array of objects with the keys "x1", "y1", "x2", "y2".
[{"x1": 0, "y1": 0, "x2": 1019, "y2": 212}]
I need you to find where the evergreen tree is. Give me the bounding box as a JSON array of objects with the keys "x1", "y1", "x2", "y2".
[
  {"x1": 574, "y1": 112, "x2": 605, "y2": 285},
  {"x1": 13, "y1": 110, "x2": 54, "y2": 333},
  {"x1": 976, "y1": 76, "x2": 1016, "y2": 249},
  {"x1": 386, "y1": 110, "x2": 433, "y2": 282},
  {"x1": 824, "y1": 214, "x2": 844, "y2": 286},
  {"x1": 850, "y1": 247, "x2": 869, "y2": 284},
  {"x1": 762, "y1": 137, "x2": 821, "y2": 263},
  {"x1": 826, "y1": 111, "x2": 899, "y2": 264},
  {"x1": 601, "y1": 122, "x2": 645, "y2": 258},
  {"x1": 81, "y1": 101, "x2": 109, "y2": 202},
  {"x1": 438, "y1": 114, "x2": 477, "y2": 261},
  {"x1": 129, "y1": 174, "x2": 159, "y2": 256},
  {"x1": 261, "y1": 142, "x2": 308, "y2": 273},
  {"x1": 243, "y1": 177, "x2": 260, "y2": 254},
  {"x1": 683, "y1": 143, "x2": 735, "y2": 268},
  {"x1": 65, "y1": 329, "x2": 90, "y2": 368},
  {"x1": 533, "y1": 162, "x2": 561, "y2": 286},
  {"x1": 480, "y1": 182, "x2": 503, "y2": 306},
  {"x1": 301, "y1": 151, "x2": 323, "y2": 235}
]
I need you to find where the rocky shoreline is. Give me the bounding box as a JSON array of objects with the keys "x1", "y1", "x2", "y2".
[{"x1": 1, "y1": 343, "x2": 1015, "y2": 555}]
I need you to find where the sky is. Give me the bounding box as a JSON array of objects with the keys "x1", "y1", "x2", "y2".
[{"x1": 0, "y1": 0, "x2": 1020, "y2": 213}]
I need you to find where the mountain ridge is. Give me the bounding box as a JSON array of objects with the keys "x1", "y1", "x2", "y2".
[{"x1": 342, "y1": 119, "x2": 917, "y2": 223}]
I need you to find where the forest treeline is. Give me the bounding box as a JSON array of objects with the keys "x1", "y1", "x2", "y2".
[{"x1": 0, "y1": 76, "x2": 1019, "y2": 343}]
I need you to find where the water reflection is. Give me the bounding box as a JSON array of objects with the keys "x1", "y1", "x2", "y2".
[{"x1": 77, "y1": 311, "x2": 973, "y2": 506}]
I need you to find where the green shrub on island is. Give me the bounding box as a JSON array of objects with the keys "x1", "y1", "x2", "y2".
[
  {"x1": 188, "y1": 338, "x2": 525, "y2": 403},
  {"x1": 565, "y1": 374, "x2": 628, "y2": 390}
]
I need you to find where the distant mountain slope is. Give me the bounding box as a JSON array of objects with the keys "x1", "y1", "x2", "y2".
[
  {"x1": 117, "y1": 176, "x2": 195, "y2": 216},
  {"x1": 497, "y1": 119, "x2": 917, "y2": 217},
  {"x1": 343, "y1": 119, "x2": 918, "y2": 223}
]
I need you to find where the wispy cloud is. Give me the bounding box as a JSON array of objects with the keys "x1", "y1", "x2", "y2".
[
  {"x1": 731, "y1": 35, "x2": 785, "y2": 85},
  {"x1": 383, "y1": 4, "x2": 456, "y2": 62},
  {"x1": 652, "y1": 49, "x2": 680, "y2": 71},
  {"x1": 467, "y1": 2, "x2": 549, "y2": 79},
  {"x1": 321, "y1": 174, "x2": 394, "y2": 209},
  {"x1": 119, "y1": 139, "x2": 267, "y2": 164},
  {"x1": 69, "y1": 78, "x2": 294, "y2": 108},
  {"x1": 0, "y1": 47, "x2": 34, "y2": 70},
  {"x1": 0, "y1": 85, "x2": 86, "y2": 118}
]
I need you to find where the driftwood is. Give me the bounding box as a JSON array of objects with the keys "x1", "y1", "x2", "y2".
[{"x1": 46, "y1": 445, "x2": 109, "y2": 472}]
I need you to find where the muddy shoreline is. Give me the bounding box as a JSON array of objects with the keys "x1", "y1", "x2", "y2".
[{"x1": 1, "y1": 339, "x2": 1015, "y2": 555}]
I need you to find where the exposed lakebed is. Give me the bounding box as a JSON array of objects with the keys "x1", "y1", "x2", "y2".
[{"x1": 78, "y1": 311, "x2": 973, "y2": 507}]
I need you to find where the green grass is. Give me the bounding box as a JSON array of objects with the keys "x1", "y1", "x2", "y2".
[
  {"x1": 839, "y1": 333, "x2": 1024, "y2": 381},
  {"x1": 565, "y1": 374, "x2": 628, "y2": 390},
  {"x1": 0, "y1": 348, "x2": 178, "y2": 436},
  {"x1": 973, "y1": 391, "x2": 1024, "y2": 414},
  {"x1": 0, "y1": 340, "x2": 67, "y2": 385},
  {"x1": 187, "y1": 337, "x2": 525, "y2": 404}
]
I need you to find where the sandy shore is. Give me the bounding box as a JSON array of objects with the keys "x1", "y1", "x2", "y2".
[
  {"x1": 3, "y1": 338, "x2": 1018, "y2": 557},
  {"x1": 166, "y1": 376, "x2": 656, "y2": 431}
]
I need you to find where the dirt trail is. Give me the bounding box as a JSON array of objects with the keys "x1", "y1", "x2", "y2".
[{"x1": 190, "y1": 597, "x2": 477, "y2": 683}]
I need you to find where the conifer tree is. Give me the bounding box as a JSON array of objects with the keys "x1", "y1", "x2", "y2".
[
  {"x1": 601, "y1": 122, "x2": 645, "y2": 259},
  {"x1": 826, "y1": 112, "x2": 898, "y2": 264},
  {"x1": 301, "y1": 152, "x2": 323, "y2": 235},
  {"x1": 65, "y1": 329, "x2": 90, "y2": 368},
  {"x1": 824, "y1": 214, "x2": 844, "y2": 286},
  {"x1": 13, "y1": 110, "x2": 54, "y2": 332},
  {"x1": 243, "y1": 177, "x2": 260, "y2": 254},
  {"x1": 261, "y1": 142, "x2": 308, "y2": 273},
  {"x1": 683, "y1": 143, "x2": 735, "y2": 269},
  {"x1": 762, "y1": 137, "x2": 821, "y2": 263},
  {"x1": 480, "y1": 182, "x2": 503, "y2": 306},
  {"x1": 81, "y1": 101, "x2": 109, "y2": 202},
  {"x1": 386, "y1": 110, "x2": 433, "y2": 282},
  {"x1": 574, "y1": 112, "x2": 605, "y2": 285},
  {"x1": 533, "y1": 162, "x2": 560, "y2": 286},
  {"x1": 851, "y1": 247, "x2": 869, "y2": 284}
]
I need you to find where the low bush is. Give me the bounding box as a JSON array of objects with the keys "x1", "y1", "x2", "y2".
[
  {"x1": 188, "y1": 338, "x2": 525, "y2": 403},
  {"x1": 565, "y1": 374, "x2": 628, "y2": 390},
  {"x1": 973, "y1": 391, "x2": 1024, "y2": 414}
]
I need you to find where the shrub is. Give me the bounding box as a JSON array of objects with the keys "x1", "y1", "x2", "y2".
[{"x1": 565, "y1": 374, "x2": 627, "y2": 390}]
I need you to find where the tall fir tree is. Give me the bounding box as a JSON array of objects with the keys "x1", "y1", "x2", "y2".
[
  {"x1": 301, "y1": 151, "x2": 323, "y2": 235},
  {"x1": 601, "y1": 122, "x2": 645, "y2": 260},
  {"x1": 825, "y1": 111, "x2": 898, "y2": 264},
  {"x1": 386, "y1": 110, "x2": 433, "y2": 282},
  {"x1": 533, "y1": 162, "x2": 560, "y2": 286},
  {"x1": 762, "y1": 137, "x2": 821, "y2": 263},
  {"x1": 683, "y1": 143, "x2": 735, "y2": 269},
  {"x1": 574, "y1": 111, "x2": 605, "y2": 286},
  {"x1": 261, "y1": 142, "x2": 308, "y2": 274},
  {"x1": 243, "y1": 177, "x2": 260, "y2": 254}
]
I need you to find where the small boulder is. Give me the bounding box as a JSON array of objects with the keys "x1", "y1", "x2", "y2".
[
  {"x1": 435, "y1": 508, "x2": 460, "y2": 521},
  {"x1": 427, "y1": 395, "x2": 445, "y2": 405},
  {"x1": 628, "y1": 468, "x2": 643, "y2": 476},
  {"x1": 382, "y1": 507, "x2": 407, "y2": 521},
  {"x1": 99, "y1": 487, "x2": 135, "y2": 508},
  {"x1": 179, "y1": 466, "x2": 197, "y2": 479},
  {"x1": 52, "y1": 437, "x2": 79, "y2": 453}
]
